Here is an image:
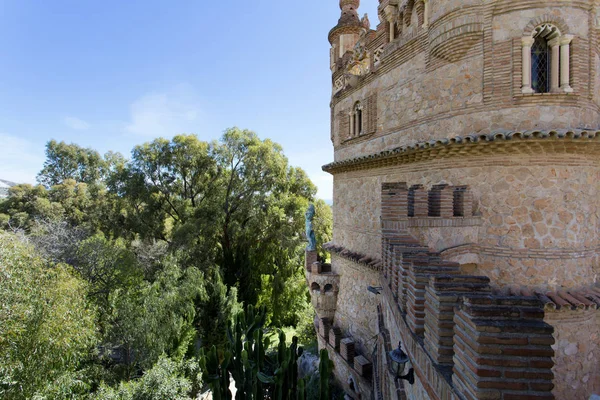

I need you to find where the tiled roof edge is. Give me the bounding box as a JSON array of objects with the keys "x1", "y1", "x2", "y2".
[
  {"x1": 322, "y1": 130, "x2": 600, "y2": 173},
  {"x1": 323, "y1": 242, "x2": 382, "y2": 271},
  {"x1": 498, "y1": 285, "x2": 600, "y2": 313}
]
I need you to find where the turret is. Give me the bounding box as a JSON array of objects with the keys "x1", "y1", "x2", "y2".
[{"x1": 328, "y1": 0, "x2": 366, "y2": 72}]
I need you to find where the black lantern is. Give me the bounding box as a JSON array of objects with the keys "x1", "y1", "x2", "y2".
[{"x1": 388, "y1": 342, "x2": 415, "y2": 385}]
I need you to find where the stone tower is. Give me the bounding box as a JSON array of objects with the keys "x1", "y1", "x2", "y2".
[{"x1": 306, "y1": 1, "x2": 600, "y2": 399}]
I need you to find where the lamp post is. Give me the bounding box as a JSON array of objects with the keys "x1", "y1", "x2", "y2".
[{"x1": 388, "y1": 342, "x2": 415, "y2": 385}]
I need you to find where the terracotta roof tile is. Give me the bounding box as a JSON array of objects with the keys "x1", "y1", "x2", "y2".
[{"x1": 322, "y1": 130, "x2": 600, "y2": 173}]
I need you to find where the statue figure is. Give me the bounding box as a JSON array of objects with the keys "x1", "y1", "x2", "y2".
[
  {"x1": 361, "y1": 13, "x2": 370, "y2": 30},
  {"x1": 346, "y1": 28, "x2": 371, "y2": 76},
  {"x1": 305, "y1": 204, "x2": 317, "y2": 251},
  {"x1": 352, "y1": 28, "x2": 368, "y2": 63}
]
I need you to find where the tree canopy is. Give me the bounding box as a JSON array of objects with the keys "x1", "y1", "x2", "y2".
[
  {"x1": 0, "y1": 128, "x2": 332, "y2": 398},
  {"x1": 0, "y1": 232, "x2": 98, "y2": 399}
]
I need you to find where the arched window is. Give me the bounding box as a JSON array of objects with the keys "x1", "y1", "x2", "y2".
[
  {"x1": 348, "y1": 376, "x2": 358, "y2": 393},
  {"x1": 404, "y1": 0, "x2": 414, "y2": 27},
  {"x1": 522, "y1": 24, "x2": 573, "y2": 94},
  {"x1": 350, "y1": 102, "x2": 363, "y2": 138},
  {"x1": 324, "y1": 284, "x2": 334, "y2": 293},
  {"x1": 531, "y1": 25, "x2": 555, "y2": 93},
  {"x1": 311, "y1": 282, "x2": 321, "y2": 292}
]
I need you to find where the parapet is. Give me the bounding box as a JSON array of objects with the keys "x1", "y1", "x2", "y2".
[{"x1": 377, "y1": 181, "x2": 558, "y2": 399}]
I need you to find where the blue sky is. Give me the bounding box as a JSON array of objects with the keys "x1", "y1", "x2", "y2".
[{"x1": 0, "y1": 0, "x2": 379, "y2": 201}]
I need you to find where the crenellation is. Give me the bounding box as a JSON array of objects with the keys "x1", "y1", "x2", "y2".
[{"x1": 312, "y1": 1, "x2": 600, "y2": 398}]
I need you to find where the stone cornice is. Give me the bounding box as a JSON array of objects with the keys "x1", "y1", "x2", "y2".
[{"x1": 322, "y1": 130, "x2": 600, "y2": 174}]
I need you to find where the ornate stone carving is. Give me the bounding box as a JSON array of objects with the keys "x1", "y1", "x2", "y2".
[
  {"x1": 428, "y1": 15, "x2": 483, "y2": 62},
  {"x1": 333, "y1": 75, "x2": 347, "y2": 95},
  {"x1": 373, "y1": 45, "x2": 385, "y2": 67},
  {"x1": 361, "y1": 13, "x2": 370, "y2": 30},
  {"x1": 346, "y1": 29, "x2": 371, "y2": 76}
]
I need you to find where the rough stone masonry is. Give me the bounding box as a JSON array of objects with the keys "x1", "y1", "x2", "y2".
[{"x1": 306, "y1": 1, "x2": 600, "y2": 399}]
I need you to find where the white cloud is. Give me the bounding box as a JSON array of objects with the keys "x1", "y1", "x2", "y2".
[
  {"x1": 0, "y1": 133, "x2": 45, "y2": 184},
  {"x1": 125, "y1": 84, "x2": 203, "y2": 137},
  {"x1": 64, "y1": 116, "x2": 91, "y2": 130}
]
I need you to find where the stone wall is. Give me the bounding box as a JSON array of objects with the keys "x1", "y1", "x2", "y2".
[
  {"x1": 547, "y1": 311, "x2": 600, "y2": 399},
  {"x1": 333, "y1": 154, "x2": 600, "y2": 290},
  {"x1": 323, "y1": 2, "x2": 600, "y2": 399},
  {"x1": 331, "y1": 2, "x2": 600, "y2": 162},
  {"x1": 331, "y1": 254, "x2": 381, "y2": 356}
]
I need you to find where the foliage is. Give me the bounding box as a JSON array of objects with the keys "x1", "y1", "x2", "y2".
[
  {"x1": 313, "y1": 199, "x2": 333, "y2": 261},
  {"x1": 0, "y1": 128, "x2": 333, "y2": 398},
  {"x1": 0, "y1": 180, "x2": 107, "y2": 232},
  {"x1": 105, "y1": 260, "x2": 207, "y2": 378},
  {"x1": 93, "y1": 356, "x2": 198, "y2": 400},
  {"x1": 0, "y1": 232, "x2": 98, "y2": 399},
  {"x1": 195, "y1": 267, "x2": 241, "y2": 350},
  {"x1": 116, "y1": 129, "x2": 318, "y2": 326},
  {"x1": 37, "y1": 140, "x2": 116, "y2": 188},
  {"x1": 199, "y1": 305, "x2": 332, "y2": 400}
]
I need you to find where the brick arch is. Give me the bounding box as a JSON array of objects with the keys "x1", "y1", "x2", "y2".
[
  {"x1": 523, "y1": 14, "x2": 569, "y2": 36},
  {"x1": 415, "y1": 0, "x2": 425, "y2": 27},
  {"x1": 348, "y1": 376, "x2": 359, "y2": 393},
  {"x1": 403, "y1": 0, "x2": 414, "y2": 26},
  {"x1": 396, "y1": 11, "x2": 404, "y2": 35}
]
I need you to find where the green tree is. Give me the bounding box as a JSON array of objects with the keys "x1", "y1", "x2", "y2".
[
  {"x1": 313, "y1": 199, "x2": 333, "y2": 261},
  {"x1": 213, "y1": 129, "x2": 316, "y2": 316},
  {"x1": 105, "y1": 260, "x2": 207, "y2": 378},
  {"x1": 0, "y1": 180, "x2": 109, "y2": 232},
  {"x1": 0, "y1": 232, "x2": 98, "y2": 399},
  {"x1": 93, "y1": 356, "x2": 198, "y2": 400},
  {"x1": 117, "y1": 129, "x2": 318, "y2": 326},
  {"x1": 37, "y1": 140, "x2": 108, "y2": 187}
]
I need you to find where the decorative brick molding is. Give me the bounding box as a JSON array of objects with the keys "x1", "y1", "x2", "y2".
[
  {"x1": 452, "y1": 296, "x2": 555, "y2": 400},
  {"x1": 376, "y1": 181, "x2": 557, "y2": 399},
  {"x1": 305, "y1": 250, "x2": 318, "y2": 271},
  {"x1": 341, "y1": 338, "x2": 356, "y2": 364},
  {"x1": 424, "y1": 275, "x2": 491, "y2": 366},
  {"x1": 329, "y1": 326, "x2": 343, "y2": 351},
  {"x1": 406, "y1": 261, "x2": 461, "y2": 336},
  {"x1": 316, "y1": 318, "x2": 374, "y2": 384},
  {"x1": 354, "y1": 355, "x2": 373, "y2": 379},
  {"x1": 441, "y1": 243, "x2": 600, "y2": 261},
  {"x1": 318, "y1": 317, "x2": 332, "y2": 340},
  {"x1": 429, "y1": 15, "x2": 484, "y2": 62},
  {"x1": 504, "y1": 286, "x2": 600, "y2": 313},
  {"x1": 322, "y1": 131, "x2": 600, "y2": 174}
]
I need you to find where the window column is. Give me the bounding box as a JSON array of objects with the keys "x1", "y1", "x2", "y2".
[
  {"x1": 384, "y1": 5, "x2": 398, "y2": 42},
  {"x1": 349, "y1": 113, "x2": 355, "y2": 138},
  {"x1": 560, "y1": 35, "x2": 574, "y2": 93},
  {"x1": 521, "y1": 37, "x2": 535, "y2": 94},
  {"x1": 548, "y1": 37, "x2": 560, "y2": 92}
]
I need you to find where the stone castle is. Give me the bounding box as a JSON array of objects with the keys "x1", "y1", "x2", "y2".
[{"x1": 305, "y1": 0, "x2": 600, "y2": 399}]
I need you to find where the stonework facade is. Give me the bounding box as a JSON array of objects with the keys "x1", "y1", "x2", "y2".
[{"x1": 307, "y1": 1, "x2": 600, "y2": 399}]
